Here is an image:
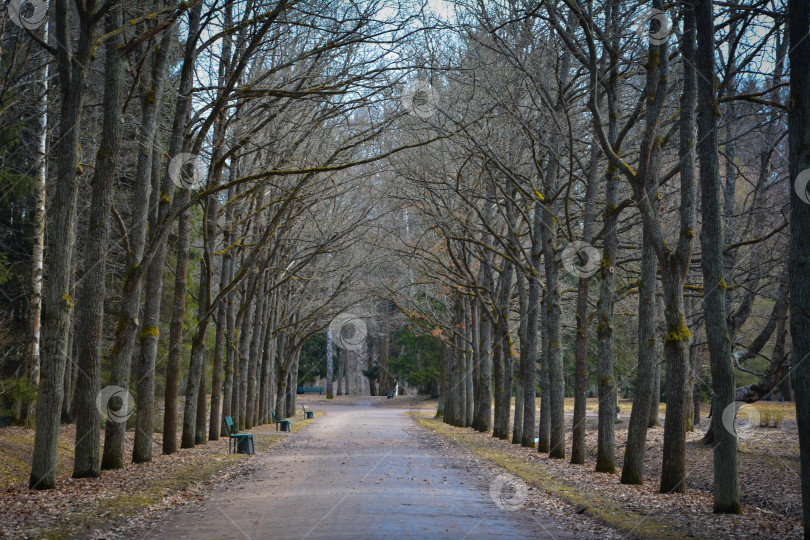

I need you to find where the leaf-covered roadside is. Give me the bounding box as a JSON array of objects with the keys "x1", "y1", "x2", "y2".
[
  {"x1": 415, "y1": 415, "x2": 802, "y2": 539},
  {"x1": 0, "y1": 409, "x2": 320, "y2": 538}
]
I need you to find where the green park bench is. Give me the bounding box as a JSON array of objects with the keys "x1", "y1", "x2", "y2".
[
  {"x1": 387, "y1": 391, "x2": 394, "y2": 399},
  {"x1": 224, "y1": 416, "x2": 254, "y2": 455},
  {"x1": 271, "y1": 409, "x2": 292, "y2": 432},
  {"x1": 301, "y1": 404, "x2": 314, "y2": 419},
  {"x1": 297, "y1": 386, "x2": 324, "y2": 394}
]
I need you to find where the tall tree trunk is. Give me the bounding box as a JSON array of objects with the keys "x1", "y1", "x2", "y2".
[
  {"x1": 470, "y1": 298, "x2": 479, "y2": 420},
  {"x1": 266, "y1": 335, "x2": 277, "y2": 423},
  {"x1": 695, "y1": 0, "x2": 740, "y2": 512},
  {"x1": 543, "y1": 203, "x2": 564, "y2": 459},
  {"x1": 456, "y1": 298, "x2": 467, "y2": 426},
  {"x1": 571, "y1": 143, "x2": 598, "y2": 462},
  {"x1": 437, "y1": 343, "x2": 447, "y2": 416},
  {"x1": 379, "y1": 333, "x2": 389, "y2": 395},
  {"x1": 73, "y1": 6, "x2": 125, "y2": 479},
  {"x1": 537, "y1": 306, "x2": 550, "y2": 453},
  {"x1": 237, "y1": 281, "x2": 256, "y2": 429},
  {"x1": 522, "y1": 219, "x2": 541, "y2": 448},
  {"x1": 621, "y1": 216, "x2": 658, "y2": 484},
  {"x1": 258, "y1": 295, "x2": 276, "y2": 425},
  {"x1": 685, "y1": 295, "x2": 701, "y2": 431},
  {"x1": 659, "y1": 304, "x2": 690, "y2": 441},
  {"x1": 60, "y1": 338, "x2": 73, "y2": 424},
  {"x1": 513, "y1": 366, "x2": 522, "y2": 443},
  {"x1": 542, "y1": 29, "x2": 571, "y2": 459},
  {"x1": 467, "y1": 298, "x2": 474, "y2": 420},
  {"x1": 655, "y1": 0, "x2": 695, "y2": 492},
  {"x1": 195, "y1": 365, "x2": 207, "y2": 444},
  {"x1": 691, "y1": 344, "x2": 702, "y2": 425},
  {"x1": 285, "y1": 367, "x2": 294, "y2": 417},
  {"x1": 326, "y1": 326, "x2": 334, "y2": 398},
  {"x1": 595, "y1": 167, "x2": 618, "y2": 471},
  {"x1": 472, "y1": 193, "x2": 495, "y2": 432},
  {"x1": 275, "y1": 334, "x2": 289, "y2": 413},
  {"x1": 182, "y1": 321, "x2": 209, "y2": 448},
  {"x1": 207, "y1": 0, "x2": 235, "y2": 437},
  {"x1": 337, "y1": 346, "x2": 345, "y2": 396},
  {"x1": 158, "y1": 196, "x2": 191, "y2": 454},
  {"x1": 131, "y1": 26, "x2": 174, "y2": 463},
  {"x1": 223, "y1": 287, "x2": 237, "y2": 431},
  {"x1": 464, "y1": 297, "x2": 474, "y2": 427},
  {"x1": 246, "y1": 281, "x2": 267, "y2": 428},
  {"x1": 492, "y1": 261, "x2": 513, "y2": 440},
  {"x1": 30, "y1": 0, "x2": 99, "y2": 490},
  {"x1": 344, "y1": 347, "x2": 352, "y2": 396},
  {"x1": 210, "y1": 284, "x2": 228, "y2": 440},
  {"x1": 172, "y1": 189, "x2": 198, "y2": 449},
  {"x1": 492, "y1": 190, "x2": 516, "y2": 438},
  {"x1": 649, "y1": 345, "x2": 661, "y2": 427},
  {"x1": 473, "y1": 306, "x2": 492, "y2": 431},
  {"x1": 181, "y1": 151, "x2": 223, "y2": 447},
  {"x1": 513, "y1": 274, "x2": 527, "y2": 445},
  {"x1": 220, "y1": 182, "x2": 238, "y2": 435},
  {"x1": 276, "y1": 340, "x2": 297, "y2": 419},
  {"x1": 232, "y1": 291, "x2": 245, "y2": 417},
  {"x1": 501, "y1": 327, "x2": 513, "y2": 435},
  {"x1": 288, "y1": 348, "x2": 300, "y2": 415},
  {"x1": 788, "y1": 0, "x2": 810, "y2": 532},
  {"x1": 447, "y1": 326, "x2": 459, "y2": 424},
  {"x1": 659, "y1": 281, "x2": 691, "y2": 493},
  {"x1": 594, "y1": 0, "x2": 620, "y2": 474},
  {"x1": 23, "y1": 18, "x2": 49, "y2": 428}
]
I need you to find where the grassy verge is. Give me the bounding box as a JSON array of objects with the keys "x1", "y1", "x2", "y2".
[{"x1": 415, "y1": 416, "x2": 691, "y2": 540}]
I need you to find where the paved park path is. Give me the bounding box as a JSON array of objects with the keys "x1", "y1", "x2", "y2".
[{"x1": 143, "y1": 403, "x2": 574, "y2": 539}]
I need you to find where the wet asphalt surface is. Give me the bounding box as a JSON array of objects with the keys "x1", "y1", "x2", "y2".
[{"x1": 143, "y1": 403, "x2": 574, "y2": 539}]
